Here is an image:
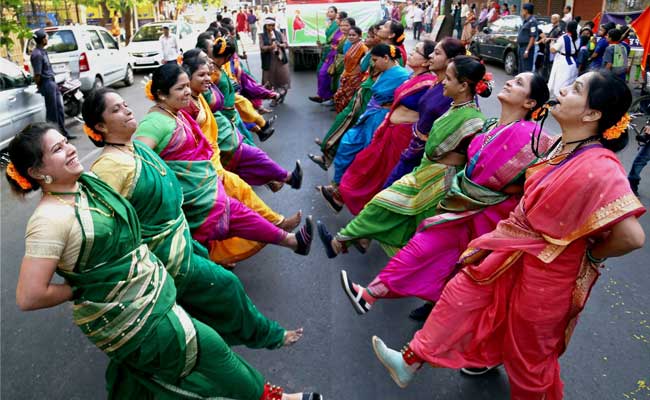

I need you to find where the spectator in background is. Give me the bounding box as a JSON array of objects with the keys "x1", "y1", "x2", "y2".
[
  {"x1": 510, "y1": 4, "x2": 517, "y2": 14},
  {"x1": 413, "y1": 4, "x2": 425, "y2": 40},
  {"x1": 547, "y1": 20, "x2": 578, "y2": 98},
  {"x1": 248, "y1": 8, "x2": 258, "y2": 43},
  {"x1": 477, "y1": 2, "x2": 488, "y2": 30},
  {"x1": 159, "y1": 25, "x2": 179, "y2": 64},
  {"x1": 562, "y1": 5, "x2": 573, "y2": 25},
  {"x1": 30, "y1": 29, "x2": 74, "y2": 139},
  {"x1": 517, "y1": 3, "x2": 537, "y2": 73},
  {"x1": 604, "y1": 28, "x2": 628, "y2": 81},
  {"x1": 576, "y1": 27, "x2": 593, "y2": 75},
  {"x1": 453, "y1": 2, "x2": 462, "y2": 39},
  {"x1": 276, "y1": 6, "x2": 288, "y2": 36},
  {"x1": 391, "y1": 1, "x2": 401, "y2": 23},
  {"x1": 501, "y1": 2, "x2": 510, "y2": 16},
  {"x1": 589, "y1": 22, "x2": 614, "y2": 70},
  {"x1": 424, "y1": 2, "x2": 434, "y2": 33},
  {"x1": 236, "y1": 8, "x2": 248, "y2": 33},
  {"x1": 460, "y1": 0, "x2": 470, "y2": 31},
  {"x1": 461, "y1": 3, "x2": 476, "y2": 45}
]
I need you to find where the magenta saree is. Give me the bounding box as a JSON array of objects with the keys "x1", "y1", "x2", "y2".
[{"x1": 369, "y1": 120, "x2": 554, "y2": 301}]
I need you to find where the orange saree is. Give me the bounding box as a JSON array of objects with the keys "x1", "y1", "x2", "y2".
[
  {"x1": 333, "y1": 41, "x2": 368, "y2": 113},
  {"x1": 409, "y1": 145, "x2": 645, "y2": 399}
]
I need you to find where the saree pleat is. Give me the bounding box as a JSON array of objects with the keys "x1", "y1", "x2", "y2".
[{"x1": 332, "y1": 41, "x2": 368, "y2": 112}]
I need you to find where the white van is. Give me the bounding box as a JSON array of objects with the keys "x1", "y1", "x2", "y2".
[{"x1": 23, "y1": 25, "x2": 134, "y2": 93}]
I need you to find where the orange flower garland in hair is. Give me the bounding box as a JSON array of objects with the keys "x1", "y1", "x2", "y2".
[
  {"x1": 83, "y1": 124, "x2": 103, "y2": 142},
  {"x1": 531, "y1": 103, "x2": 552, "y2": 121},
  {"x1": 602, "y1": 113, "x2": 630, "y2": 140},
  {"x1": 177, "y1": 54, "x2": 184, "y2": 65},
  {"x1": 144, "y1": 80, "x2": 155, "y2": 101},
  {"x1": 396, "y1": 33, "x2": 405, "y2": 44},
  {"x1": 6, "y1": 162, "x2": 32, "y2": 190},
  {"x1": 389, "y1": 45, "x2": 396, "y2": 58}
]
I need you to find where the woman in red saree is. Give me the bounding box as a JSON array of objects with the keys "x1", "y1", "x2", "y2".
[
  {"x1": 338, "y1": 40, "x2": 436, "y2": 215},
  {"x1": 332, "y1": 26, "x2": 368, "y2": 113},
  {"x1": 371, "y1": 70, "x2": 646, "y2": 399}
]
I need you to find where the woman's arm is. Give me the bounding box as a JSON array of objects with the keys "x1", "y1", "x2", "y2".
[
  {"x1": 135, "y1": 136, "x2": 158, "y2": 150},
  {"x1": 590, "y1": 216, "x2": 645, "y2": 259},
  {"x1": 16, "y1": 257, "x2": 72, "y2": 311}
]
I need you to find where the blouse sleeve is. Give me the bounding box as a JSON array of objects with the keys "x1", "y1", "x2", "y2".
[
  {"x1": 25, "y1": 205, "x2": 81, "y2": 272},
  {"x1": 399, "y1": 89, "x2": 428, "y2": 111},
  {"x1": 134, "y1": 113, "x2": 176, "y2": 154},
  {"x1": 90, "y1": 152, "x2": 136, "y2": 198}
]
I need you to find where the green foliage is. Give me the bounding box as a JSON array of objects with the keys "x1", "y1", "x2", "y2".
[{"x1": 1, "y1": 2, "x2": 34, "y2": 52}]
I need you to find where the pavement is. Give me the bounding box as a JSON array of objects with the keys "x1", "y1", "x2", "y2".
[{"x1": 1, "y1": 36, "x2": 649, "y2": 399}]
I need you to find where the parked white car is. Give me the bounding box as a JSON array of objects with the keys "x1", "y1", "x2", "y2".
[
  {"x1": 0, "y1": 58, "x2": 45, "y2": 148},
  {"x1": 126, "y1": 21, "x2": 196, "y2": 70},
  {"x1": 23, "y1": 25, "x2": 134, "y2": 93}
]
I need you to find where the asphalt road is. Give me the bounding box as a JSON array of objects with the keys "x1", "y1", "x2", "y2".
[{"x1": 1, "y1": 37, "x2": 649, "y2": 399}]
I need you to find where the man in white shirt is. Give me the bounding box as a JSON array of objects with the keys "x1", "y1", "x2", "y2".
[
  {"x1": 424, "y1": 2, "x2": 434, "y2": 33},
  {"x1": 276, "y1": 6, "x2": 288, "y2": 35},
  {"x1": 460, "y1": 0, "x2": 469, "y2": 32},
  {"x1": 159, "y1": 26, "x2": 179, "y2": 63},
  {"x1": 562, "y1": 5, "x2": 573, "y2": 25},
  {"x1": 412, "y1": 4, "x2": 424, "y2": 40}
]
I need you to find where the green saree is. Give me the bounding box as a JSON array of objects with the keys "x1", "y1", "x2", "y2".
[
  {"x1": 57, "y1": 174, "x2": 265, "y2": 399},
  {"x1": 91, "y1": 141, "x2": 285, "y2": 349},
  {"x1": 211, "y1": 70, "x2": 256, "y2": 146},
  {"x1": 337, "y1": 102, "x2": 486, "y2": 254}
]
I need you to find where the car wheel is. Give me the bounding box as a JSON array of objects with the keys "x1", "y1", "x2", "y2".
[
  {"x1": 123, "y1": 65, "x2": 134, "y2": 87},
  {"x1": 92, "y1": 76, "x2": 103, "y2": 91},
  {"x1": 504, "y1": 51, "x2": 517, "y2": 76}
]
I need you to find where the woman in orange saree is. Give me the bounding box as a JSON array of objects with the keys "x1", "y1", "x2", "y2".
[
  {"x1": 332, "y1": 26, "x2": 368, "y2": 113},
  {"x1": 371, "y1": 70, "x2": 646, "y2": 399}
]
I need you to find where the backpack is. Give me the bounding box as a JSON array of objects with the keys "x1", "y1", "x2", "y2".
[{"x1": 612, "y1": 44, "x2": 626, "y2": 69}]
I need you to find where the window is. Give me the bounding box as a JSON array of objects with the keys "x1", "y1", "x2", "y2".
[
  {"x1": 89, "y1": 30, "x2": 105, "y2": 50},
  {"x1": 0, "y1": 61, "x2": 29, "y2": 91},
  {"x1": 99, "y1": 30, "x2": 118, "y2": 49},
  {"x1": 501, "y1": 16, "x2": 522, "y2": 33},
  {"x1": 27, "y1": 29, "x2": 78, "y2": 54}
]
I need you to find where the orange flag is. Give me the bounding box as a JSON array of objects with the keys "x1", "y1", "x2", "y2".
[
  {"x1": 631, "y1": 7, "x2": 650, "y2": 69},
  {"x1": 592, "y1": 11, "x2": 602, "y2": 30}
]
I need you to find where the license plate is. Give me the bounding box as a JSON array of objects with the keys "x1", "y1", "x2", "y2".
[{"x1": 52, "y1": 63, "x2": 68, "y2": 74}]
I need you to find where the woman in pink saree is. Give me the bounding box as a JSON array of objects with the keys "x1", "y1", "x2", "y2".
[
  {"x1": 338, "y1": 40, "x2": 436, "y2": 215},
  {"x1": 371, "y1": 70, "x2": 646, "y2": 399},
  {"x1": 340, "y1": 72, "x2": 554, "y2": 314}
]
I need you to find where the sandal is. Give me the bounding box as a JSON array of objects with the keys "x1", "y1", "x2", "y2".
[
  {"x1": 294, "y1": 215, "x2": 313, "y2": 255},
  {"x1": 308, "y1": 153, "x2": 328, "y2": 171},
  {"x1": 319, "y1": 185, "x2": 343, "y2": 213},
  {"x1": 278, "y1": 88, "x2": 288, "y2": 104},
  {"x1": 372, "y1": 336, "x2": 416, "y2": 388},
  {"x1": 340, "y1": 270, "x2": 372, "y2": 314},
  {"x1": 267, "y1": 181, "x2": 284, "y2": 192},
  {"x1": 309, "y1": 95, "x2": 324, "y2": 103},
  {"x1": 288, "y1": 161, "x2": 303, "y2": 189},
  {"x1": 316, "y1": 220, "x2": 338, "y2": 259},
  {"x1": 302, "y1": 393, "x2": 323, "y2": 400},
  {"x1": 314, "y1": 137, "x2": 322, "y2": 146}
]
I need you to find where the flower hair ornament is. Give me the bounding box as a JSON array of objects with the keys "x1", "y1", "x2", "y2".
[
  {"x1": 474, "y1": 72, "x2": 493, "y2": 96},
  {"x1": 6, "y1": 162, "x2": 32, "y2": 190},
  {"x1": 602, "y1": 113, "x2": 630, "y2": 140},
  {"x1": 530, "y1": 100, "x2": 559, "y2": 157},
  {"x1": 144, "y1": 79, "x2": 155, "y2": 101},
  {"x1": 389, "y1": 45, "x2": 396, "y2": 58},
  {"x1": 396, "y1": 33, "x2": 405, "y2": 44},
  {"x1": 177, "y1": 54, "x2": 184, "y2": 65},
  {"x1": 83, "y1": 124, "x2": 103, "y2": 142},
  {"x1": 214, "y1": 38, "x2": 227, "y2": 55}
]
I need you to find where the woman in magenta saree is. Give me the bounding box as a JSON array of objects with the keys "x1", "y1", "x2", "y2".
[
  {"x1": 135, "y1": 63, "x2": 313, "y2": 258},
  {"x1": 371, "y1": 71, "x2": 646, "y2": 400},
  {"x1": 340, "y1": 73, "x2": 554, "y2": 313},
  {"x1": 338, "y1": 40, "x2": 437, "y2": 215}
]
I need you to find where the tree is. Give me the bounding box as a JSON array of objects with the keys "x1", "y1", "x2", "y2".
[{"x1": 1, "y1": 0, "x2": 35, "y2": 60}]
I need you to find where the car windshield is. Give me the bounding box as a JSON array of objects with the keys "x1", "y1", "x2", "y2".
[
  {"x1": 132, "y1": 25, "x2": 177, "y2": 41},
  {"x1": 42, "y1": 30, "x2": 78, "y2": 53}
]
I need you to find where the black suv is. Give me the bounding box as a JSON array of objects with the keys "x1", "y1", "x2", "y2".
[{"x1": 470, "y1": 15, "x2": 551, "y2": 75}]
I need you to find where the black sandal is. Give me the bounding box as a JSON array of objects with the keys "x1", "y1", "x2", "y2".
[
  {"x1": 317, "y1": 220, "x2": 338, "y2": 259},
  {"x1": 340, "y1": 270, "x2": 372, "y2": 315},
  {"x1": 302, "y1": 393, "x2": 323, "y2": 400},
  {"x1": 258, "y1": 126, "x2": 275, "y2": 142},
  {"x1": 294, "y1": 215, "x2": 313, "y2": 255},
  {"x1": 308, "y1": 153, "x2": 328, "y2": 171},
  {"x1": 278, "y1": 88, "x2": 288, "y2": 104},
  {"x1": 288, "y1": 161, "x2": 303, "y2": 189},
  {"x1": 319, "y1": 185, "x2": 343, "y2": 213}
]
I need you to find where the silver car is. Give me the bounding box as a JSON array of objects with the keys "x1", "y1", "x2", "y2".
[{"x1": 0, "y1": 58, "x2": 45, "y2": 148}]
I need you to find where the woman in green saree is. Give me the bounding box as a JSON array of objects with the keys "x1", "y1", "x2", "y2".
[
  {"x1": 6, "y1": 123, "x2": 321, "y2": 400},
  {"x1": 85, "y1": 88, "x2": 303, "y2": 350}
]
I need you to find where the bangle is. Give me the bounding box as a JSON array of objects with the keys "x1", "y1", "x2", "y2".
[{"x1": 586, "y1": 248, "x2": 607, "y2": 264}]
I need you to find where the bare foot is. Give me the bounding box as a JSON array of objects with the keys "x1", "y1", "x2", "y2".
[
  {"x1": 278, "y1": 210, "x2": 302, "y2": 232},
  {"x1": 283, "y1": 328, "x2": 304, "y2": 347}
]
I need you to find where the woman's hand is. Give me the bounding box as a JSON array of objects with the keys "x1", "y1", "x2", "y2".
[{"x1": 16, "y1": 257, "x2": 73, "y2": 311}]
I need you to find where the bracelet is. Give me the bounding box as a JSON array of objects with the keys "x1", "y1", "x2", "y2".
[{"x1": 586, "y1": 248, "x2": 607, "y2": 264}]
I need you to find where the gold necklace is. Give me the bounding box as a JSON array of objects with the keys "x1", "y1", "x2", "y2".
[
  {"x1": 109, "y1": 144, "x2": 167, "y2": 176},
  {"x1": 156, "y1": 104, "x2": 198, "y2": 145},
  {"x1": 47, "y1": 189, "x2": 115, "y2": 218}
]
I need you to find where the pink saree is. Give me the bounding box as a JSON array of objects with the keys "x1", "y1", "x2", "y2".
[
  {"x1": 409, "y1": 145, "x2": 645, "y2": 400},
  {"x1": 369, "y1": 120, "x2": 553, "y2": 301},
  {"x1": 338, "y1": 73, "x2": 436, "y2": 215}
]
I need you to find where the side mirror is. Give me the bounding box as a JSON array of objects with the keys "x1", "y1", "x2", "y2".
[{"x1": 483, "y1": 27, "x2": 490, "y2": 34}]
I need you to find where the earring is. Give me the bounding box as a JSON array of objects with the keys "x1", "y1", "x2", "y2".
[{"x1": 42, "y1": 175, "x2": 53, "y2": 184}]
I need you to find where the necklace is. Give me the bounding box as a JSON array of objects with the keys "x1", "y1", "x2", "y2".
[
  {"x1": 156, "y1": 104, "x2": 198, "y2": 146},
  {"x1": 480, "y1": 120, "x2": 517, "y2": 152},
  {"x1": 109, "y1": 144, "x2": 167, "y2": 176},
  {"x1": 544, "y1": 136, "x2": 600, "y2": 165},
  {"x1": 46, "y1": 187, "x2": 115, "y2": 218}
]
